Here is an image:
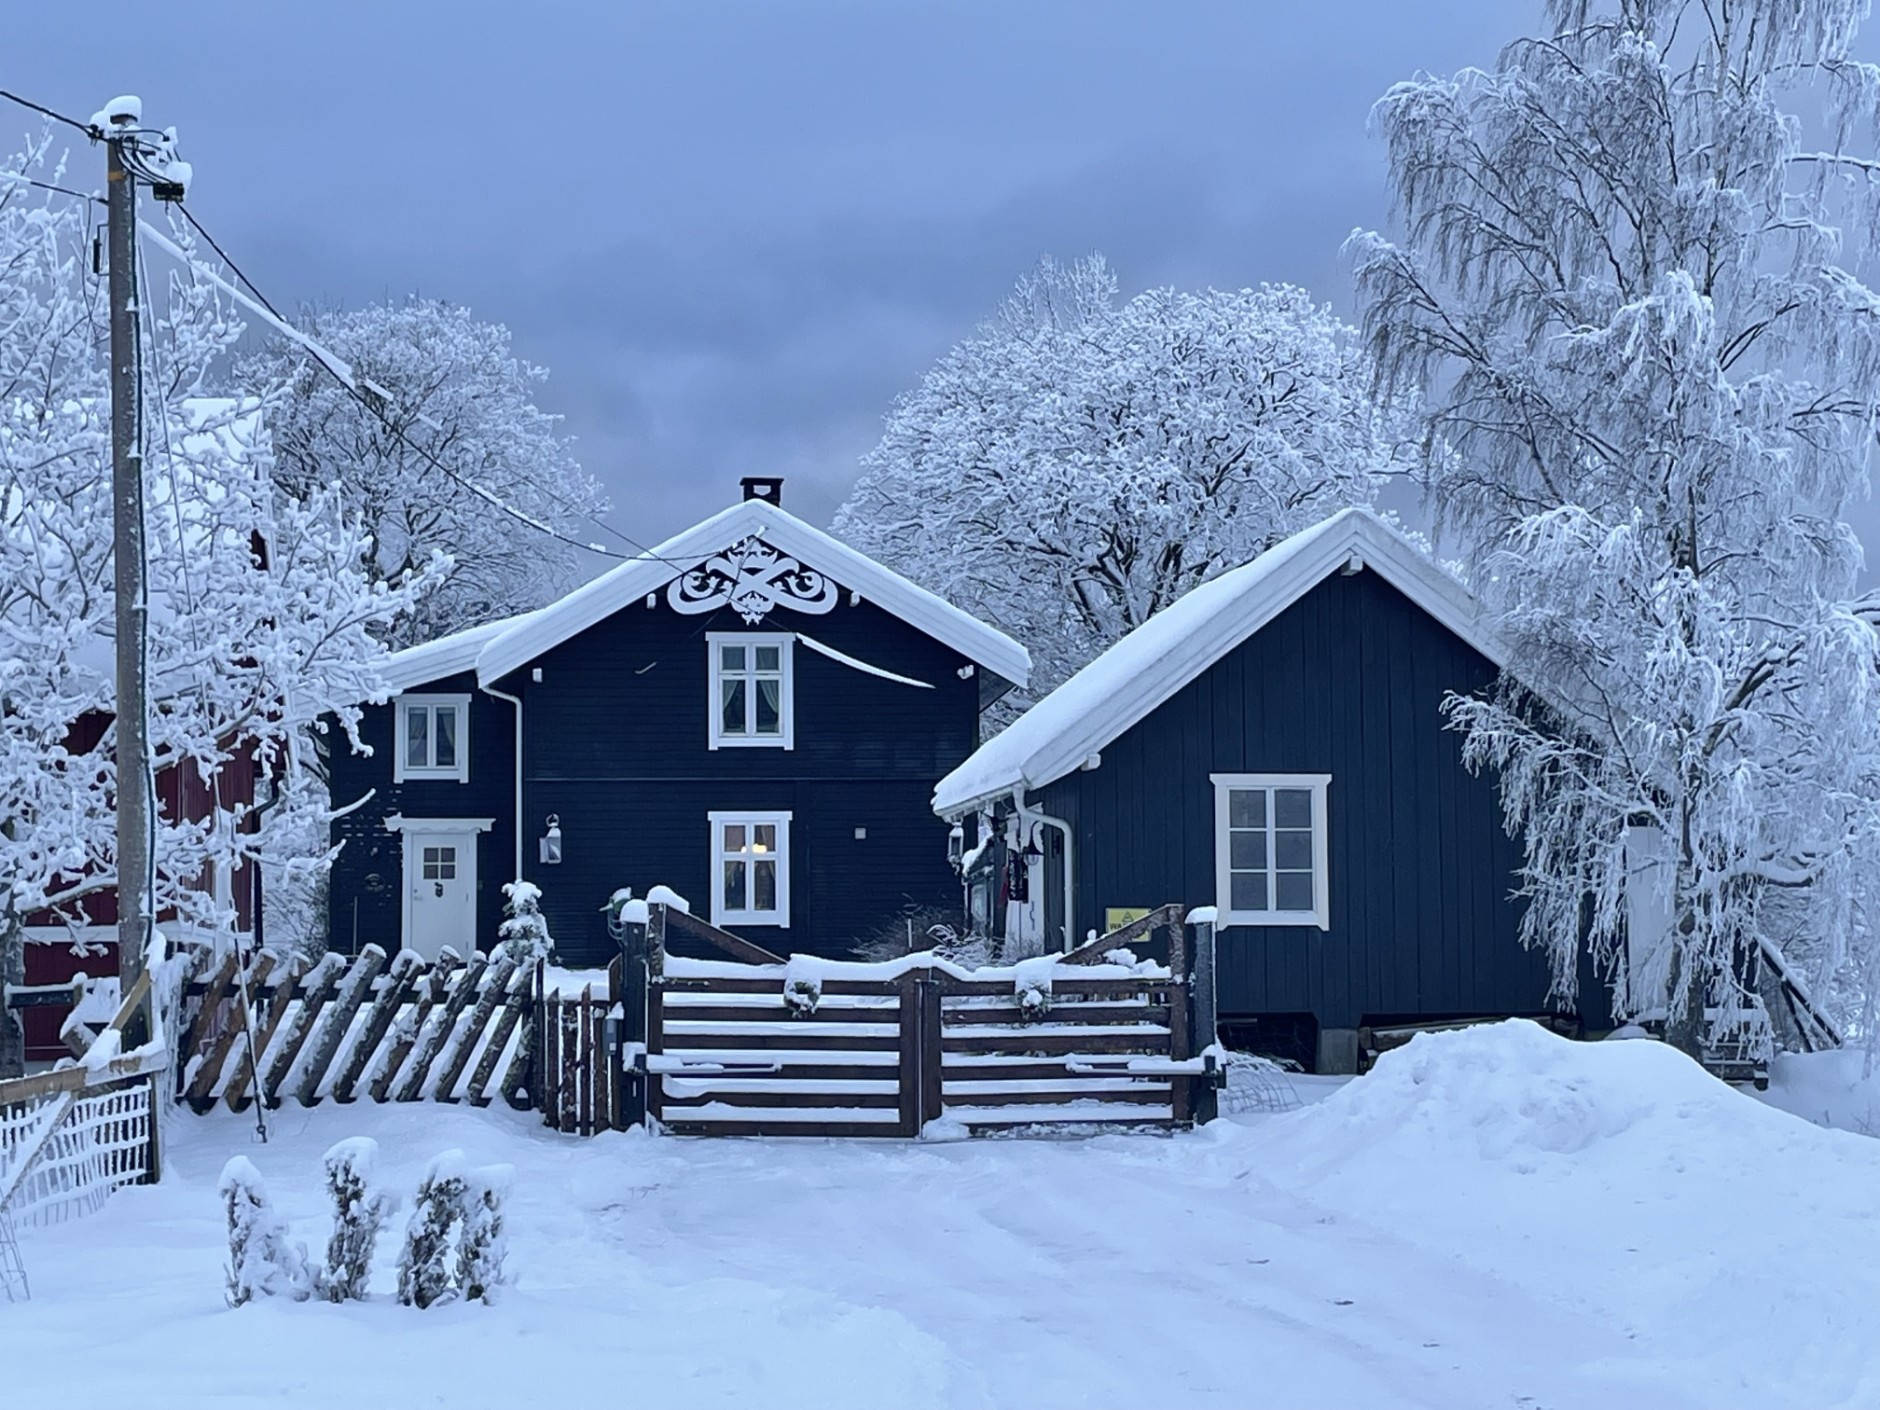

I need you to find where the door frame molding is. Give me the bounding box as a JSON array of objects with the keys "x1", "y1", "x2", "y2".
[{"x1": 386, "y1": 815, "x2": 494, "y2": 956}]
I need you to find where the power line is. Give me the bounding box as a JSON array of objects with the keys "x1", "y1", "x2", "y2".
[
  {"x1": 0, "y1": 170, "x2": 103, "y2": 206},
  {"x1": 166, "y1": 206, "x2": 694, "y2": 566},
  {"x1": 0, "y1": 88, "x2": 94, "y2": 136}
]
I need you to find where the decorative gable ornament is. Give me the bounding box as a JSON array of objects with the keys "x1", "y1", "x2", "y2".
[{"x1": 666, "y1": 535, "x2": 839, "y2": 624}]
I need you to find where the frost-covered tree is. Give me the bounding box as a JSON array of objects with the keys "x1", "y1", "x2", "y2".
[
  {"x1": 497, "y1": 879, "x2": 553, "y2": 963},
  {"x1": 0, "y1": 138, "x2": 423, "y2": 1033},
  {"x1": 1351, "y1": 0, "x2": 1880, "y2": 1051},
  {"x1": 836, "y1": 256, "x2": 1407, "y2": 694},
  {"x1": 317, "y1": 1137, "x2": 396, "y2": 1303},
  {"x1": 241, "y1": 299, "x2": 607, "y2": 648},
  {"x1": 396, "y1": 1149, "x2": 467, "y2": 1309},
  {"x1": 219, "y1": 1156, "x2": 312, "y2": 1306}
]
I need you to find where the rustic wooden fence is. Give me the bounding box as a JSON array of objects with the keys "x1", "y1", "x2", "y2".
[
  {"x1": 173, "y1": 945, "x2": 538, "y2": 1113},
  {"x1": 155, "y1": 903, "x2": 1221, "y2": 1141},
  {"x1": 618, "y1": 903, "x2": 1222, "y2": 1138},
  {"x1": 2, "y1": 969, "x2": 166, "y2": 1239}
]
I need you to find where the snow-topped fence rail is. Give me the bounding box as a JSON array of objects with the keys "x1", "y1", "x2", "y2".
[
  {"x1": 1, "y1": 969, "x2": 166, "y2": 1231},
  {"x1": 171, "y1": 945, "x2": 538, "y2": 1114},
  {"x1": 617, "y1": 902, "x2": 1226, "y2": 1138}
]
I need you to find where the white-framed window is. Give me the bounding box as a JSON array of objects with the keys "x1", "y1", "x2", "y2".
[
  {"x1": 708, "y1": 633, "x2": 794, "y2": 749},
  {"x1": 394, "y1": 694, "x2": 470, "y2": 782},
  {"x1": 1211, "y1": 773, "x2": 1330, "y2": 929},
  {"x1": 709, "y1": 810, "x2": 792, "y2": 927}
]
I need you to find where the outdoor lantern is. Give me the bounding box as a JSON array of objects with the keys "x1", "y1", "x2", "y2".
[
  {"x1": 539, "y1": 814, "x2": 563, "y2": 865},
  {"x1": 948, "y1": 821, "x2": 965, "y2": 872}
]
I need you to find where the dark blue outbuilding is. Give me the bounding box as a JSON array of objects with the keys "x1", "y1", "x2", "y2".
[{"x1": 933, "y1": 508, "x2": 1612, "y2": 1073}]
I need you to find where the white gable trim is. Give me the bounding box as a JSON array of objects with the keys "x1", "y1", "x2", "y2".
[
  {"x1": 932, "y1": 508, "x2": 1504, "y2": 817},
  {"x1": 472, "y1": 499, "x2": 1031, "y2": 689}
]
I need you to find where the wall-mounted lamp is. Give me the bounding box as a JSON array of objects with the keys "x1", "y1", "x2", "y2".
[{"x1": 539, "y1": 814, "x2": 563, "y2": 865}]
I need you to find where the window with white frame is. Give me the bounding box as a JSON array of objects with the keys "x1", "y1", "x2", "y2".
[
  {"x1": 709, "y1": 811, "x2": 791, "y2": 926},
  {"x1": 1211, "y1": 773, "x2": 1330, "y2": 928},
  {"x1": 395, "y1": 695, "x2": 470, "y2": 782},
  {"x1": 708, "y1": 634, "x2": 793, "y2": 748}
]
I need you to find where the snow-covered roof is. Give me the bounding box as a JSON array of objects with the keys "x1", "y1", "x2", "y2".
[
  {"x1": 377, "y1": 613, "x2": 538, "y2": 694},
  {"x1": 468, "y1": 498, "x2": 1030, "y2": 689},
  {"x1": 932, "y1": 508, "x2": 1503, "y2": 817}
]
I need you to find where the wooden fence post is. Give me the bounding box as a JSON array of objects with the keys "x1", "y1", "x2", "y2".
[
  {"x1": 897, "y1": 969, "x2": 922, "y2": 1136},
  {"x1": 645, "y1": 909, "x2": 666, "y2": 1125},
  {"x1": 1189, "y1": 914, "x2": 1219, "y2": 1125},
  {"x1": 918, "y1": 972, "x2": 943, "y2": 1131},
  {"x1": 615, "y1": 920, "x2": 649, "y2": 1130}
]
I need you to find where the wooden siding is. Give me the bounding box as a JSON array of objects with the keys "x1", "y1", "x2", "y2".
[
  {"x1": 327, "y1": 669, "x2": 518, "y2": 957},
  {"x1": 513, "y1": 592, "x2": 977, "y2": 964},
  {"x1": 330, "y1": 586, "x2": 982, "y2": 967},
  {"x1": 1035, "y1": 567, "x2": 1576, "y2": 1034}
]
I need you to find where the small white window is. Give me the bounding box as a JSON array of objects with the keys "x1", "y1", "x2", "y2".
[
  {"x1": 395, "y1": 695, "x2": 470, "y2": 782},
  {"x1": 709, "y1": 810, "x2": 792, "y2": 927},
  {"x1": 708, "y1": 633, "x2": 794, "y2": 749},
  {"x1": 1211, "y1": 774, "x2": 1330, "y2": 929}
]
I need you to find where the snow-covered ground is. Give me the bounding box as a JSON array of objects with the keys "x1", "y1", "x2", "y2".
[{"x1": 8, "y1": 1020, "x2": 1880, "y2": 1409}]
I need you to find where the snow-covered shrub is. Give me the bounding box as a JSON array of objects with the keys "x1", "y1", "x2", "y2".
[
  {"x1": 396, "y1": 1150, "x2": 467, "y2": 1309},
  {"x1": 498, "y1": 880, "x2": 553, "y2": 963},
  {"x1": 316, "y1": 1137, "x2": 397, "y2": 1303},
  {"x1": 782, "y1": 959, "x2": 823, "y2": 1018},
  {"x1": 1015, "y1": 979, "x2": 1051, "y2": 1023},
  {"x1": 854, "y1": 907, "x2": 996, "y2": 968},
  {"x1": 456, "y1": 1164, "x2": 514, "y2": 1303},
  {"x1": 218, "y1": 1157, "x2": 312, "y2": 1307}
]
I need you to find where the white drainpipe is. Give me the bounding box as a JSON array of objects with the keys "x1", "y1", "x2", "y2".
[
  {"x1": 1012, "y1": 788, "x2": 1075, "y2": 952},
  {"x1": 481, "y1": 681, "x2": 525, "y2": 881}
]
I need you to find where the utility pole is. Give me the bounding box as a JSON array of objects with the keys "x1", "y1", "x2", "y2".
[{"x1": 105, "y1": 103, "x2": 150, "y2": 1049}]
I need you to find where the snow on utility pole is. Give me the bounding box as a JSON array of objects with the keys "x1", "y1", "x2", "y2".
[{"x1": 103, "y1": 99, "x2": 152, "y2": 1048}]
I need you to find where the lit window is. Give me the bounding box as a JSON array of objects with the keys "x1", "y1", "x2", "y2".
[
  {"x1": 709, "y1": 811, "x2": 792, "y2": 926},
  {"x1": 395, "y1": 695, "x2": 470, "y2": 782},
  {"x1": 1211, "y1": 774, "x2": 1330, "y2": 928},
  {"x1": 708, "y1": 634, "x2": 793, "y2": 749}
]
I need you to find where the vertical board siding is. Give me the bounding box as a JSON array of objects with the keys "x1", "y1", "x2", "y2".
[
  {"x1": 330, "y1": 582, "x2": 983, "y2": 968},
  {"x1": 1043, "y1": 567, "x2": 1558, "y2": 1041},
  {"x1": 327, "y1": 669, "x2": 518, "y2": 958}
]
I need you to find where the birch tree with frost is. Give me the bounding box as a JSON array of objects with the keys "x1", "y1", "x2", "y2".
[
  {"x1": 1351, "y1": 0, "x2": 1880, "y2": 1051},
  {"x1": 241, "y1": 299, "x2": 607, "y2": 649},
  {"x1": 0, "y1": 138, "x2": 423, "y2": 1003},
  {"x1": 836, "y1": 256, "x2": 1408, "y2": 695}
]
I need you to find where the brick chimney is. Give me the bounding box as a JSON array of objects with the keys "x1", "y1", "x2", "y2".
[{"x1": 740, "y1": 476, "x2": 784, "y2": 506}]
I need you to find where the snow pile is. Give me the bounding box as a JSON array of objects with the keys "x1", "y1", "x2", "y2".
[
  {"x1": 1283, "y1": 1017, "x2": 1730, "y2": 1166},
  {"x1": 1257, "y1": 1020, "x2": 1880, "y2": 1408}
]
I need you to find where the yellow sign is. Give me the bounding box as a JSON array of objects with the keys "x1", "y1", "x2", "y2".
[{"x1": 1104, "y1": 907, "x2": 1152, "y2": 932}]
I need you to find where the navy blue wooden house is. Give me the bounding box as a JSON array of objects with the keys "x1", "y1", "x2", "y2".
[
  {"x1": 933, "y1": 508, "x2": 1612, "y2": 1073},
  {"x1": 328, "y1": 480, "x2": 1029, "y2": 968}
]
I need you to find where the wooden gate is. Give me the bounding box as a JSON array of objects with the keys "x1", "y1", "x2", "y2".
[{"x1": 618, "y1": 903, "x2": 1221, "y2": 1137}]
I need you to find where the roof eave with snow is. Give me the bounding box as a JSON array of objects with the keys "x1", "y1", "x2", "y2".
[
  {"x1": 931, "y1": 508, "x2": 1504, "y2": 818},
  {"x1": 471, "y1": 499, "x2": 1030, "y2": 689}
]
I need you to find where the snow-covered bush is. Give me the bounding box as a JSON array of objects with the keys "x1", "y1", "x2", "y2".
[
  {"x1": 218, "y1": 1157, "x2": 312, "y2": 1307},
  {"x1": 456, "y1": 1165, "x2": 514, "y2": 1303},
  {"x1": 316, "y1": 1138, "x2": 397, "y2": 1303},
  {"x1": 396, "y1": 1150, "x2": 467, "y2": 1309},
  {"x1": 498, "y1": 880, "x2": 553, "y2": 963}
]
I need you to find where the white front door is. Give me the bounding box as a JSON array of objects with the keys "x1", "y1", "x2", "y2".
[{"x1": 402, "y1": 828, "x2": 478, "y2": 959}]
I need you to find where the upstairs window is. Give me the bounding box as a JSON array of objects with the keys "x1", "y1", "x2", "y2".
[
  {"x1": 709, "y1": 811, "x2": 791, "y2": 926},
  {"x1": 708, "y1": 633, "x2": 794, "y2": 749},
  {"x1": 1211, "y1": 773, "x2": 1330, "y2": 929},
  {"x1": 395, "y1": 695, "x2": 470, "y2": 783}
]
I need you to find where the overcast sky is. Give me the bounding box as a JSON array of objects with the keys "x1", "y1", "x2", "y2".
[{"x1": 13, "y1": 1, "x2": 1877, "y2": 560}]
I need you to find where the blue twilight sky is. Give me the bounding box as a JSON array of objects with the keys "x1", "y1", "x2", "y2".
[{"x1": 11, "y1": 1, "x2": 1877, "y2": 557}]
